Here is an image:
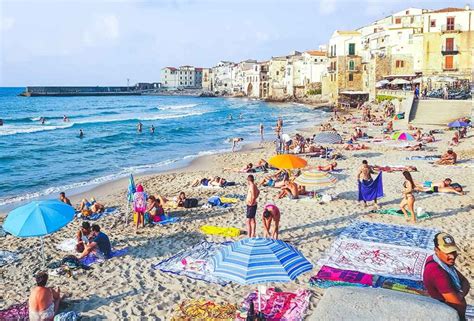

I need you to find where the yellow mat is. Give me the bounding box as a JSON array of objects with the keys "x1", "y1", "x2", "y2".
[{"x1": 200, "y1": 225, "x2": 241, "y2": 237}]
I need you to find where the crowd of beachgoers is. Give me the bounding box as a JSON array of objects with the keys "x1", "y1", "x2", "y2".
[{"x1": 0, "y1": 98, "x2": 473, "y2": 320}]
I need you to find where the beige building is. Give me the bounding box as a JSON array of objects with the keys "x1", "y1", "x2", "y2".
[
  {"x1": 268, "y1": 56, "x2": 288, "y2": 99},
  {"x1": 201, "y1": 68, "x2": 212, "y2": 91},
  {"x1": 422, "y1": 6, "x2": 474, "y2": 81}
]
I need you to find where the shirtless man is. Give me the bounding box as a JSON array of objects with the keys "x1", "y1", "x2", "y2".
[
  {"x1": 59, "y1": 192, "x2": 72, "y2": 206},
  {"x1": 246, "y1": 175, "x2": 260, "y2": 238},
  {"x1": 357, "y1": 160, "x2": 378, "y2": 207},
  {"x1": 277, "y1": 177, "x2": 299, "y2": 199},
  {"x1": 29, "y1": 272, "x2": 62, "y2": 321},
  {"x1": 231, "y1": 137, "x2": 244, "y2": 152},
  {"x1": 416, "y1": 178, "x2": 466, "y2": 195},
  {"x1": 259, "y1": 123, "x2": 264, "y2": 142},
  {"x1": 317, "y1": 162, "x2": 337, "y2": 172},
  {"x1": 436, "y1": 149, "x2": 457, "y2": 165}
]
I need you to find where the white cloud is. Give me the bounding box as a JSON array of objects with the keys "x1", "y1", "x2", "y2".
[
  {"x1": 83, "y1": 14, "x2": 120, "y2": 46},
  {"x1": 319, "y1": 0, "x2": 337, "y2": 15},
  {"x1": 1, "y1": 17, "x2": 15, "y2": 32}
]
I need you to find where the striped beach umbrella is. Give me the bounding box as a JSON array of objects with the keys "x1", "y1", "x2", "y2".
[
  {"x1": 268, "y1": 154, "x2": 307, "y2": 169},
  {"x1": 211, "y1": 238, "x2": 313, "y2": 285},
  {"x1": 391, "y1": 132, "x2": 415, "y2": 141},
  {"x1": 294, "y1": 170, "x2": 337, "y2": 189},
  {"x1": 313, "y1": 132, "x2": 342, "y2": 144}
]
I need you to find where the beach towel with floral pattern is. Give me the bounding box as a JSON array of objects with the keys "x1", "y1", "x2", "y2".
[
  {"x1": 171, "y1": 299, "x2": 236, "y2": 320},
  {"x1": 0, "y1": 302, "x2": 28, "y2": 320},
  {"x1": 236, "y1": 288, "x2": 311, "y2": 321}
]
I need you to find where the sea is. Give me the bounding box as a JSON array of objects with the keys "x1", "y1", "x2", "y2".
[{"x1": 0, "y1": 87, "x2": 327, "y2": 209}]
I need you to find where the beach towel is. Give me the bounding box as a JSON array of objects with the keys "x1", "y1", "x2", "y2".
[
  {"x1": 200, "y1": 225, "x2": 241, "y2": 237},
  {"x1": 375, "y1": 208, "x2": 431, "y2": 220},
  {"x1": 54, "y1": 311, "x2": 81, "y2": 321},
  {"x1": 152, "y1": 215, "x2": 180, "y2": 225},
  {"x1": 309, "y1": 278, "x2": 368, "y2": 289},
  {"x1": 171, "y1": 299, "x2": 236, "y2": 320},
  {"x1": 318, "y1": 239, "x2": 431, "y2": 280},
  {"x1": 82, "y1": 207, "x2": 117, "y2": 220},
  {"x1": 466, "y1": 305, "x2": 474, "y2": 320},
  {"x1": 0, "y1": 302, "x2": 28, "y2": 320},
  {"x1": 358, "y1": 173, "x2": 383, "y2": 202},
  {"x1": 338, "y1": 221, "x2": 438, "y2": 249},
  {"x1": 406, "y1": 155, "x2": 440, "y2": 161},
  {"x1": 56, "y1": 238, "x2": 77, "y2": 252},
  {"x1": 313, "y1": 265, "x2": 374, "y2": 286},
  {"x1": 152, "y1": 240, "x2": 231, "y2": 285},
  {"x1": 0, "y1": 250, "x2": 20, "y2": 267},
  {"x1": 207, "y1": 196, "x2": 233, "y2": 208},
  {"x1": 80, "y1": 248, "x2": 128, "y2": 266},
  {"x1": 236, "y1": 288, "x2": 311, "y2": 321},
  {"x1": 373, "y1": 275, "x2": 427, "y2": 296}
]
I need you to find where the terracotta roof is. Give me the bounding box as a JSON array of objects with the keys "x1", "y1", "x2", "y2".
[
  {"x1": 195, "y1": 68, "x2": 203, "y2": 71},
  {"x1": 164, "y1": 67, "x2": 177, "y2": 71},
  {"x1": 305, "y1": 50, "x2": 327, "y2": 56},
  {"x1": 432, "y1": 7, "x2": 465, "y2": 13}
]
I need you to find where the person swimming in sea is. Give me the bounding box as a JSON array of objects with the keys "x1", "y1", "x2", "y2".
[
  {"x1": 79, "y1": 129, "x2": 84, "y2": 138},
  {"x1": 40, "y1": 117, "x2": 46, "y2": 125},
  {"x1": 150, "y1": 125, "x2": 155, "y2": 134},
  {"x1": 239, "y1": 113, "x2": 243, "y2": 120},
  {"x1": 0, "y1": 119, "x2": 3, "y2": 126},
  {"x1": 63, "y1": 115, "x2": 69, "y2": 122},
  {"x1": 228, "y1": 114, "x2": 233, "y2": 121},
  {"x1": 137, "y1": 122, "x2": 143, "y2": 133}
]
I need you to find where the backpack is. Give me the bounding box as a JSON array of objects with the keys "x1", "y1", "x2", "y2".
[
  {"x1": 133, "y1": 192, "x2": 147, "y2": 213},
  {"x1": 184, "y1": 198, "x2": 198, "y2": 208}
]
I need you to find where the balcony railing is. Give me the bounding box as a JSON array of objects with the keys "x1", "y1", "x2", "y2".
[
  {"x1": 441, "y1": 44, "x2": 459, "y2": 55},
  {"x1": 441, "y1": 24, "x2": 462, "y2": 32},
  {"x1": 442, "y1": 63, "x2": 458, "y2": 71},
  {"x1": 327, "y1": 67, "x2": 336, "y2": 73}
]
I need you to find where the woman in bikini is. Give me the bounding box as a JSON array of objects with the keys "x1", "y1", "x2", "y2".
[{"x1": 400, "y1": 170, "x2": 416, "y2": 223}]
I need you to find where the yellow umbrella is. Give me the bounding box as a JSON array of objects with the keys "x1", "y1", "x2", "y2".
[{"x1": 268, "y1": 154, "x2": 307, "y2": 169}]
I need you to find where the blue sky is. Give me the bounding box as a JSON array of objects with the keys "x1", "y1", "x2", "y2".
[{"x1": 0, "y1": 0, "x2": 471, "y2": 86}]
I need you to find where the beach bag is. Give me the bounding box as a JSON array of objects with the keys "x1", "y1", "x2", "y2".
[
  {"x1": 184, "y1": 198, "x2": 198, "y2": 208},
  {"x1": 133, "y1": 192, "x2": 147, "y2": 213}
]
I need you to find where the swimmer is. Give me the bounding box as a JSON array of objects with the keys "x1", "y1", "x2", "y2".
[
  {"x1": 228, "y1": 114, "x2": 233, "y2": 121},
  {"x1": 79, "y1": 129, "x2": 84, "y2": 138},
  {"x1": 137, "y1": 122, "x2": 143, "y2": 133},
  {"x1": 63, "y1": 115, "x2": 69, "y2": 122},
  {"x1": 239, "y1": 113, "x2": 243, "y2": 120},
  {"x1": 150, "y1": 125, "x2": 155, "y2": 134},
  {"x1": 231, "y1": 137, "x2": 244, "y2": 152},
  {"x1": 40, "y1": 117, "x2": 46, "y2": 125},
  {"x1": 0, "y1": 119, "x2": 3, "y2": 126}
]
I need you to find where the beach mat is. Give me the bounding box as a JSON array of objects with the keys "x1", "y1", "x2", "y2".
[
  {"x1": 318, "y1": 238, "x2": 431, "y2": 281},
  {"x1": 171, "y1": 299, "x2": 236, "y2": 320},
  {"x1": 56, "y1": 238, "x2": 77, "y2": 252},
  {"x1": 406, "y1": 155, "x2": 440, "y2": 161},
  {"x1": 374, "y1": 276, "x2": 428, "y2": 296},
  {"x1": 200, "y1": 225, "x2": 241, "y2": 237},
  {"x1": 375, "y1": 208, "x2": 431, "y2": 220},
  {"x1": 152, "y1": 215, "x2": 180, "y2": 225},
  {"x1": 338, "y1": 221, "x2": 437, "y2": 249},
  {"x1": 0, "y1": 302, "x2": 28, "y2": 321},
  {"x1": 312, "y1": 265, "x2": 373, "y2": 286},
  {"x1": 236, "y1": 287, "x2": 311, "y2": 321},
  {"x1": 81, "y1": 207, "x2": 117, "y2": 221},
  {"x1": 152, "y1": 240, "x2": 231, "y2": 285},
  {"x1": 309, "y1": 278, "x2": 368, "y2": 289},
  {"x1": 0, "y1": 250, "x2": 20, "y2": 267},
  {"x1": 80, "y1": 248, "x2": 128, "y2": 266}
]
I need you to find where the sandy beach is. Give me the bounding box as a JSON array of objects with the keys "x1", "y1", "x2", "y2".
[{"x1": 1, "y1": 106, "x2": 473, "y2": 320}]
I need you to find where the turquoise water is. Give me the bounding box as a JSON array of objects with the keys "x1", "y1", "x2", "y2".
[{"x1": 0, "y1": 88, "x2": 326, "y2": 207}]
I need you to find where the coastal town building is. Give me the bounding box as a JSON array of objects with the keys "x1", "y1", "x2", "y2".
[
  {"x1": 212, "y1": 61, "x2": 235, "y2": 94},
  {"x1": 268, "y1": 56, "x2": 288, "y2": 99},
  {"x1": 160, "y1": 65, "x2": 203, "y2": 89},
  {"x1": 201, "y1": 68, "x2": 213, "y2": 91},
  {"x1": 160, "y1": 67, "x2": 179, "y2": 89}
]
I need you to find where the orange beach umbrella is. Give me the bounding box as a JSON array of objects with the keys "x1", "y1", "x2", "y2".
[{"x1": 268, "y1": 154, "x2": 307, "y2": 169}]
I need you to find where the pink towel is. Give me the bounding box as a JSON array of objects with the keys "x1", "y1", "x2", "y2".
[{"x1": 316, "y1": 265, "x2": 374, "y2": 286}]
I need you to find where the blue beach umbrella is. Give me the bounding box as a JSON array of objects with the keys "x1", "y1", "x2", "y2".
[
  {"x1": 3, "y1": 200, "x2": 75, "y2": 266},
  {"x1": 211, "y1": 238, "x2": 313, "y2": 285},
  {"x1": 127, "y1": 174, "x2": 136, "y2": 202},
  {"x1": 448, "y1": 120, "x2": 469, "y2": 128}
]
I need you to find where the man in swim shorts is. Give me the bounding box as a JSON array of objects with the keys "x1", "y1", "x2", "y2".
[
  {"x1": 262, "y1": 204, "x2": 280, "y2": 239},
  {"x1": 246, "y1": 175, "x2": 259, "y2": 238}
]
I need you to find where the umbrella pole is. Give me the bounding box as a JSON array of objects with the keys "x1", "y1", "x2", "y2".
[
  {"x1": 41, "y1": 236, "x2": 45, "y2": 268},
  {"x1": 126, "y1": 201, "x2": 130, "y2": 226}
]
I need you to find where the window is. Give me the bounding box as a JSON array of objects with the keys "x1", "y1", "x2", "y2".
[
  {"x1": 395, "y1": 60, "x2": 405, "y2": 68},
  {"x1": 348, "y1": 43, "x2": 355, "y2": 55},
  {"x1": 180, "y1": 82, "x2": 183, "y2": 85},
  {"x1": 447, "y1": 17, "x2": 455, "y2": 30},
  {"x1": 276, "y1": 71, "x2": 279, "y2": 76},
  {"x1": 446, "y1": 38, "x2": 454, "y2": 51},
  {"x1": 395, "y1": 18, "x2": 401, "y2": 24},
  {"x1": 410, "y1": 17, "x2": 414, "y2": 23},
  {"x1": 349, "y1": 60, "x2": 355, "y2": 71},
  {"x1": 431, "y1": 20, "x2": 436, "y2": 27},
  {"x1": 349, "y1": 74, "x2": 354, "y2": 82},
  {"x1": 405, "y1": 10, "x2": 409, "y2": 14},
  {"x1": 445, "y1": 56, "x2": 453, "y2": 69}
]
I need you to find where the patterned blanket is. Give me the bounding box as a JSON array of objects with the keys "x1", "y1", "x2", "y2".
[
  {"x1": 309, "y1": 278, "x2": 368, "y2": 289},
  {"x1": 313, "y1": 265, "x2": 373, "y2": 286},
  {"x1": 171, "y1": 299, "x2": 236, "y2": 320},
  {"x1": 236, "y1": 288, "x2": 311, "y2": 321},
  {"x1": 152, "y1": 240, "x2": 231, "y2": 285},
  {"x1": 0, "y1": 302, "x2": 28, "y2": 320},
  {"x1": 0, "y1": 250, "x2": 20, "y2": 267},
  {"x1": 80, "y1": 248, "x2": 128, "y2": 266},
  {"x1": 318, "y1": 239, "x2": 431, "y2": 280},
  {"x1": 338, "y1": 221, "x2": 438, "y2": 250}
]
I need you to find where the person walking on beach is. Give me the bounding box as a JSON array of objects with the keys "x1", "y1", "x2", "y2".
[
  {"x1": 357, "y1": 160, "x2": 381, "y2": 208},
  {"x1": 423, "y1": 233, "x2": 470, "y2": 320},
  {"x1": 262, "y1": 203, "x2": 280, "y2": 239},
  {"x1": 259, "y1": 123, "x2": 264, "y2": 143},
  {"x1": 137, "y1": 122, "x2": 143, "y2": 133},
  {"x1": 150, "y1": 125, "x2": 155, "y2": 134},
  {"x1": 246, "y1": 175, "x2": 259, "y2": 238},
  {"x1": 400, "y1": 170, "x2": 416, "y2": 223}
]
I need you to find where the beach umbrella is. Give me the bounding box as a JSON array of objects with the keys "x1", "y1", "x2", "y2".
[
  {"x1": 375, "y1": 79, "x2": 390, "y2": 88},
  {"x1": 313, "y1": 132, "x2": 342, "y2": 144},
  {"x1": 391, "y1": 132, "x2": 415, "y2": 141},
  {"x1": 294, "y1": 170, "x2": 337, "y2": 189},
  {"x1": 126, "y1": 174, "x2": 136, "y2": 224},
  {"x1": 448, "y1": 120, "x2": 470, "y2": 128},
  {"x1": 211, "y1": 238, "x2": 313, "y2": 285},
  {"x1": 2, "y1": 200, "x2": 75, "y2": 266},
  {"x1": 268, "y1": 154, "x2": 307, "y2": 169},
  {"x1": 390, "y1": 78, "x2": 411, "y2": 85}
]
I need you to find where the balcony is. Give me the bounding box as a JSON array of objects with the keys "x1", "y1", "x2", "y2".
[
  {"x1": 347, "y1": 67, "x2": 361, "y2": 73},
  {"x1": 442, "y1": 63, "x2": 458, "y2": 72},
  {"x1": 327, "y1": 67, "x2": 336, "y2": 73},
  {"x1": 441, "y1": 24, "x2": 462, "y2": 33},
  {"x1": 441, "y1": 44, "x2": 459, "y2": 55}
]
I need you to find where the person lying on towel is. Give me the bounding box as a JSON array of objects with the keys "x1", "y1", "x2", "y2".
[
  {"x1": 416, "y1": 178, "x2": 466, "y2": 195},
  {"x1": 77, "y1": 224, "x2": 111, "y2": 259}
]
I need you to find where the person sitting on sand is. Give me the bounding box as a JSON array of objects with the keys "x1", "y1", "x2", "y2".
[
  {"x1": 78, "y1": 224, "x2": 111, "y2": 259},
  {"x1": 29, "y1": 272, "x2": 63, "y2": 321},
  {"x1": 277, "y1": 176, "x2": 299, "y2": 200},
  {"x1": 59, "y1": 192, "x2": 72, "y2": 206},
  {"x1": 384, "y1": 120, "x2": 393, "y2": 133},
  {"x1": 317, "y1": 162, "x2": 337, "y2": 172},
  {"x1": 262, "y1": 203, "x2": 281, "y2": 239},
  {"x1": 414, "y1": 128, "x2": 423, "y2": 141},
  {"x1": 449, "y1": 131, "x2": 460, "y2": 146},
  {"x1": 254, "y1": 159, "x2": 270, "y2": 171},
  {"x1": 416, "y1": 178, "x2": 466, "y2": 195},
  {"x1": 459, "y1": 127, "x2": 467, "y2": 139},
  {"x1": 76, "y1": 222, "x2": 91, "y2": 253},
  {"x1": 403, "y1": 143, "x2": 423, "y2": 151},
  {"x1": 145, "y1": 196, "x2": 160, "y2": 223},
  {"x1": 423, "y1": 233, "x2": 470, "y2": 320},
  {"x1": 436, "y1": 149, "x2": 457, "y2": 165},
  {"x1": 79, "y1": 198, "x2": 104, "y2": 214}
]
